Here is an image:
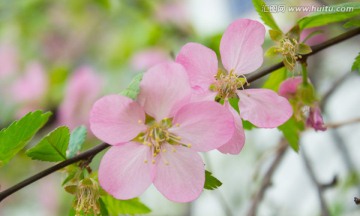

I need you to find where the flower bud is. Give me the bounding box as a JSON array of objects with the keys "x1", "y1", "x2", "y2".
[{"x1": 306, "y1": 105, "x2": 326, "y2": 131}]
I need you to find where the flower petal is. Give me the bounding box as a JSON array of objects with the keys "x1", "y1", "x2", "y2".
[
  {"x1": 90, "y1": 95, "x2": 146, "y2": 145},
  {"x1": 218, "y1": 103, "x2": 245, "y2": 154},
  {"x1": 176, "y1": 42, "x2": 218, "y2": 90},
  {"x1": 153, "y1": 144, "x2": 205, "y2": 202},
  {"x1": 98, "y1": 142, "x2": 153, "y2": 199},
  {"x1": 190, "y1": 87, "x2": 218, "y2": 103},
  {"x1": 59, "y1": 66, "x2": 102, "y2": 130},
  {"x1": 169, "y1": 101, "x2": 234, "y2": 152},
  {"x1": 237, "y1": 89, "x2": 293, "y2": 128},
  {"x1": 137, "y1": 62, "x2": 192, "y2": 121},
  {"x1": 278, "y1": 76, "x2": 302, "y2": 99},
  {"x1": 220, "y1": 19, "x2": 265, "y2": 75}
]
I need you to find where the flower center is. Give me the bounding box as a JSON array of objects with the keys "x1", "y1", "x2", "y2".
[
  {"x1": 135, "y1": 118, "x2": 191, "y2": 164},
  {"x1": 210, "y1": 70, "x2": 248, "y2": 100},
  {"x1": 279, "y1": 38, "x2": 299, "y2": 70}
]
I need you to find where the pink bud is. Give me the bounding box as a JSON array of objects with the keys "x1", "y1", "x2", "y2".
[
  {"x1": 306, "y1": 105, "x2": 326, "y2": 131},
  {"x1": 278, "y1": 76, "x2": 302, "y2": 99}
]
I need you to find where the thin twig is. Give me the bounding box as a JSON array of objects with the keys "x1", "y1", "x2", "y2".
[
  {"x1": 325, "y1": 117, "x2": 360, "y2": 129},
  {"x1": 301, "y1": 147, "x2": 330, "y2": 216},
  {"x1": 0, "y1": 143, "x2": 110, "y2": 202},
  {"x1": 246, "y1": 139, "x2": 288, "y2": 216},
  {"x1": 320, "y1": 72, "x2": 351, "y2": 110},
  {"x1": 246, "y1": 28, "x2": 360, "y2": 83},
  {"x1": 0, "y1": 27, "x2": 359, "y2": 203}
]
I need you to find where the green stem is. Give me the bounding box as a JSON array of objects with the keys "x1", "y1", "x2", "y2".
[{"x1": 301, "y1": 62, "x2": 309, "y2": 86}]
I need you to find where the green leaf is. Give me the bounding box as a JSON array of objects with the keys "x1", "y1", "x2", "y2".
[
  {"x1": 26, "y1": 126, "x2": 70, "y2": 162},
  {"x1": 228, "y1": 97, "x2": 240, "y2": 114},
  {"x1": 102, "y1": 196, "x2": 151, "y2": 215},
  {"x1": 99, "y1": 198, "x2": 109, "y2": 216},
  {"x1": 67, "y1": 126, "x2": 87, "y2": 158},
  {"x1": 265, "y1": 46, "x2": 280, "y2": 57},
  {"x1": 298, "y1": 3, "x2": 360, "y2": 29},
  {"x1": 298, "y1": 43, "x2": 312, "y2": 55},
  {"x1": 287, "y1": 25, "x2": 300, "y2": 41},
  {"x1": 352, "y1": 52, "x2": 360, "y2": 73},
  {"x1": 0, "y1": 111, "x2": 51, "y2": 166},
  {"x1": 242, "y1": 120, "x2": 257, "y2": 130},
  {"x1": 269, "y1": 29, "x2": 283, "y2": 42},
  {"x1": 262, "y1": 67, "x2": 287, "y2": 91},
  {"x1": 120, "y1": 73, "x2": 143, "y2": 99},
  {"x1": 343, "y1": 19, "x2": 360, "y2": 28},
  {"x1": 204, "y1": 170, "x2": 222, "y2": 190},
  {"x1": 278, "y1": 117, "x2": 305, "y2": 152},
  {"x1": 252, "y1": 0, "x2": 282, "y2": 31}
]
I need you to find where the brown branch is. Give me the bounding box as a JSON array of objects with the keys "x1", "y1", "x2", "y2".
[
  {"x1": 0, "y1": 143, "x2": 110, "y2": 202},
  {"x1": 325, "y1": 117, "x2": 360, "y2": 129},
  {"x1": 302, "y1": 148, "x2": 331, "y2": 216},
  {"x1": 0, "y1": 27, "x2": 359, "y2": 204},
  {"x1": 247, "y1": 27, "x2": 360, "y2": 83},
  {"x1": 246, "y1": 139, "x2": 288, "y2": 216}
]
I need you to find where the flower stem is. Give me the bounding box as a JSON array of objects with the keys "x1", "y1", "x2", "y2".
[{"x1": 301, "y1": 61, "x2": 309, "y2": 86}]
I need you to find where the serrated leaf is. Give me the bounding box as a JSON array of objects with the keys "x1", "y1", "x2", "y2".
[
  {"x1": 26, "y1": 126, "x2": 70, "y2": 162},
  {"x1": 0, "y1": 111, "x2": 51, "y2": 166},
  {"x1": 102, "y1": 196, "x2": 151, "y2": 215},
  {"x1": 298, "y1": 43, "x2": 312, "y2": 55},
  {"x1": 120, "y1": 73, "x2": 143, "y2": 99},
  {"x1": 352, "y1": 52, "x2": 360, "y2": 73},
  {"x1": 278, "y1": 116, "x2": 305, "y2": 152},
  {"x1": 252, "y1": 0, "x2": 282, "y2": 31},
  {"x1": 204, "y1": 170, "x2": 222, "y2": 190},
  {"x1": 298, "y1": 3, "x2": 360, "y2": 29},
  {"x1": 67, "y1": 126, "x2": 87, "y2": 158},
  {"x1": 262, "y1": 67, "x2": 287, "y2": 91}
]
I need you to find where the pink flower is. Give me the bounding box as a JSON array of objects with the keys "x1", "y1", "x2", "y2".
[
  {"x1": 131, "y1": 48, "x2": 170, "y2": 71},
  {"x1": 58, "y1": 66, "x2": 102, "y2": 130},
  {"x1": 0, "y1": 43, "x2": 18, "y2": 78},
  {"x1": 306, "y1": 105, "x2": 326, "y2": 131},
  {"x1": 90, "y1": 62, "x2": 235, "y2": 202},
  {"x1": 176, "y1": 19, "x2": 293, "y2": 154},
  {"x1": 10, "y1": 61, "x2": 48, "y2": 117},
  {"x1": 155, "y1": 1, "x2": 189, "y2": 28}
]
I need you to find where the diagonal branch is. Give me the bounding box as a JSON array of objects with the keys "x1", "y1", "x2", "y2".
[
  {"x1": 302, "y1": 147, "x2": 331, "y2": 216},
  {"x1": 246, "y1": 139, "x2": 288, "y2": 216},
  {"x1": 247, "y1": 27, "x2": 360, "y2": 83},
  {"x1": 0, "y1": 27, "x2": 359, "y2": 203},
  {"x1": 0, "y1": 143, "x2": 110, "y2": 202}
]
